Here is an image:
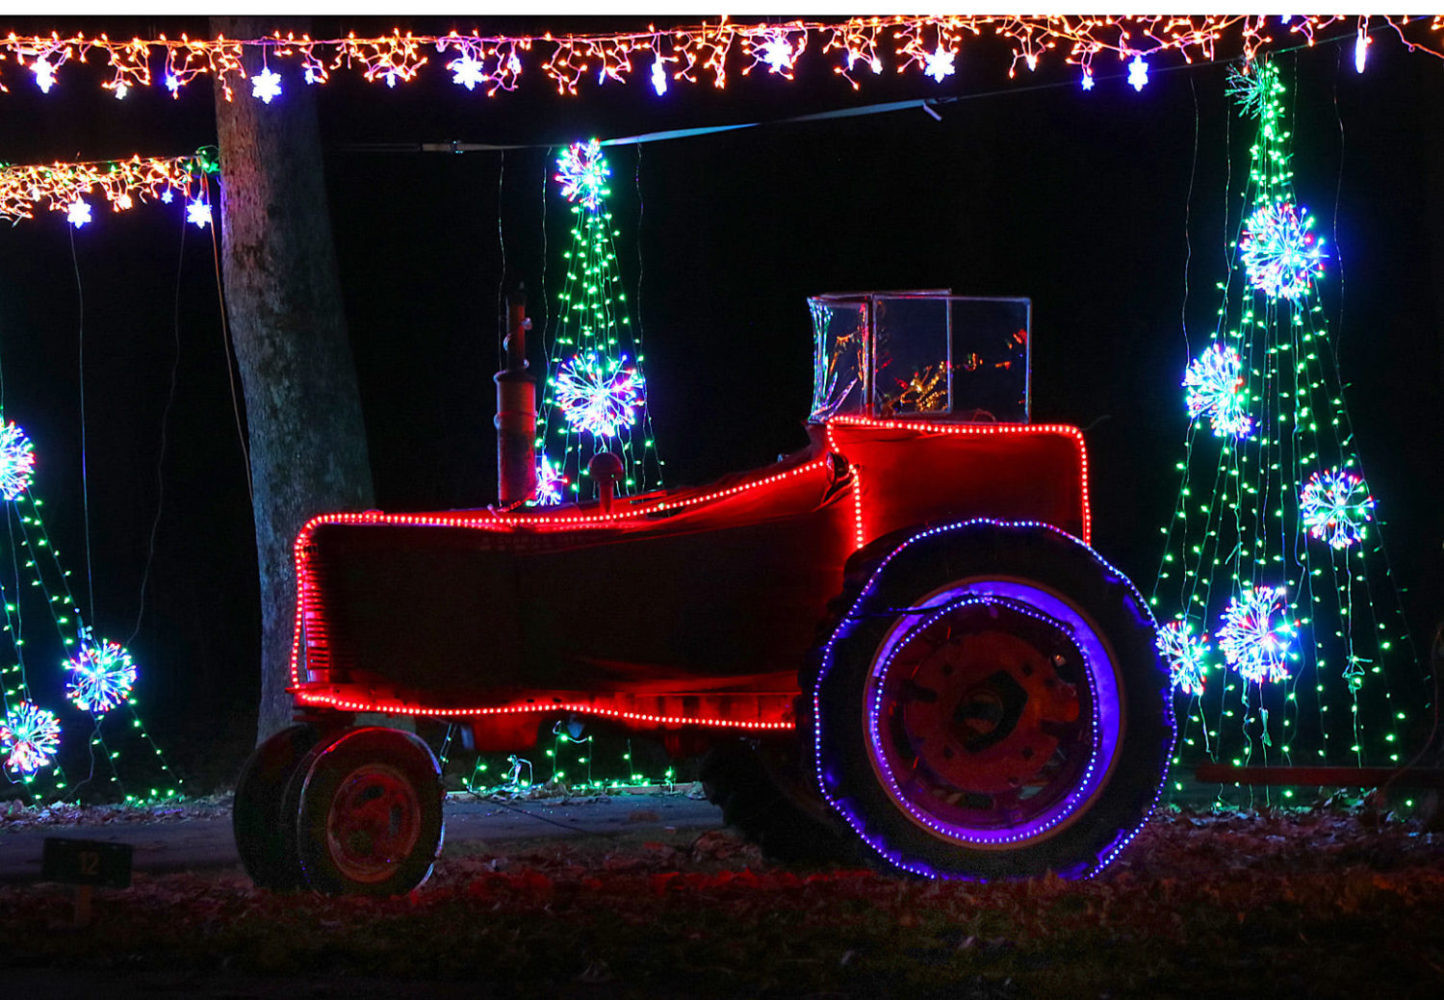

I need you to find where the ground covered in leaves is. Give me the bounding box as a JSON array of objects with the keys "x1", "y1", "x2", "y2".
[{"x1": 2, "y1": 807, "x2": 1442, "y2": 998}]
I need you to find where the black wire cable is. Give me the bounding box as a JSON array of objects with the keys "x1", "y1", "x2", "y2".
[{"x1": 128, "y1": 197, "x2": 188, "y2": 645}]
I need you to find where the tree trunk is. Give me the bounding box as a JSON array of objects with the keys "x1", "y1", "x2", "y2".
[{"x1": 212, "y1": 16, "x2": 374, "y2": 743}]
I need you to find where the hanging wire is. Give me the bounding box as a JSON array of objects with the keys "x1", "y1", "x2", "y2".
[
  {"x1": 205, "y1": 179, "x2": 253, "y2": 502},
  {"x1": 1180, "y1": 73, "x2": 1201, "y2": 361},
  {"x1": 1329, "y1": 44, "x2": 1350, "y2": 367},
  {"x1": 495, "y1": 148, "x2": 507, "y2": 370},
  {"x1": 128, "y1": 198, "x2": 188, "y2": 645},
  {"x1": 67, "y1": 226, "x2": 97, "y2": 625}
]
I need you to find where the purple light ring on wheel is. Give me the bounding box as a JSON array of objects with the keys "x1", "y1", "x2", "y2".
[
  {"x1": 864, "y1": 589, "x2": 1118, "y2": 848},
  {"x1": 811, "y1": 517, "x2": 1174, "y2": 880}
]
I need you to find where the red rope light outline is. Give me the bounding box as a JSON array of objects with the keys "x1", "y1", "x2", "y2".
[
  {"x1": 824, "y1": 415, "x2": 1092, "y2": 547},
  {"x1": 295, "y1": 689, "x2": 796, "y2": 731},
  {"x1": 289, "y1": 417, "x2": 1092, "y2": 730}
]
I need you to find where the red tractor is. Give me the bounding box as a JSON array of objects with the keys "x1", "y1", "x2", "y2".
[{"x1": 233, "y1": 292, "x2": 1173, "y2": 894}]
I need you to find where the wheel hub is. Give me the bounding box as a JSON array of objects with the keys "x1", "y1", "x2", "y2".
[
  {"x1": 325, "y1": 764, "x2": 423, "y2": 883},
  {"x1": 899, "y1": 627, "x2": 1080, "y2": 794},
  {"x1": 868, "y1": 595, "x2": 1094, "y2": 831}
]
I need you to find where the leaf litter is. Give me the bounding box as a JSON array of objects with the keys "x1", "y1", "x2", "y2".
[{"x1": 0, "y1": 804, "x2": 1440, "y2": 998}]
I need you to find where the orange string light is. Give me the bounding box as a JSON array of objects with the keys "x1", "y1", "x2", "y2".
[
  {"x1": 0, "y1": 16, "x2": 1437, "y2": 101},
  {"x1": 0, "y1": 151, "x2": 213, "y2": 223}
]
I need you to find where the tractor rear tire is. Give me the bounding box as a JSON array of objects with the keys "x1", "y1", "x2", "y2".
[
  {"x1": 809, "y1": 519, "x2": 1173, "y2": 880},
  {"x1": 233, "y1": 723, "x2": 320, "y2": 890},
  {"x1": 700, "y1": 740, "x2": 860, "y2": 865}
]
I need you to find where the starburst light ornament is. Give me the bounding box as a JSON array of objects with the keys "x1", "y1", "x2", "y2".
[
  {"x1": 186, "y1": 199, "x2": 212, "y2": 228},
  {"x1": 1300, "y1": 467, "x2": 1375, "y2": 550},
  {"x1": 65, "y1": 633, "x2": 138, "y2": 714},
  {"x1": 1, "y1": 701, "x2": 61, "y2": 774},
  {"x1": 1157, "y1": 619, "x2": 1209, "y2": 696},
  {"x1": 1239, "y1": 202, "x2": 1326, "y2": 300},
  {"x1": 533, "y1": 455, "x2": 568, "y2": 506},
  {"x1": 0, "y1": 420, "x2": 36, "y2": 500},
  {"x1": 1183, "y1": 343, "x2": 1252, "y2": 438},
  {"x1": 554, "y1": 354, "x2": 645, "y2": 439},
  {"x1": 66, "y1": 199, "x2": 92, "y2": 228},
  {"x1": 556, "y1": 140, "x2": 610, "y2": 211},
  {"x1": 1225, "y1": 64, "x2": 1271, "y2": 118},
  {"x1": 1217, "y1": 585, "x2": 1296, "y2": 684}
]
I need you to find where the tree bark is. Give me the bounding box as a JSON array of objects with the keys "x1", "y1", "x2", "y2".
[{"x1": 212, "y1": 16, "x2": 374, "y2": 743}]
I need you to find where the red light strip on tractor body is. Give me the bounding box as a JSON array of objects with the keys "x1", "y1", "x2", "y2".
[
  {"x1": 289, "y1": 417, "x2": 1092, "y2": 731},
  {"x1": 825, "y1": 415, "x2": 1092, "y2": 547}
]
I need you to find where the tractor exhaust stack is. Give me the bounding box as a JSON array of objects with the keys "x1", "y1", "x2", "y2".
[{"x1": 494, "y1": 288, "x2": 537, "y2": 504}]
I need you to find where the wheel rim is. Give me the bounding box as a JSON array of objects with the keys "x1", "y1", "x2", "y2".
[
  {"x1": 863, "y1": 582, "x2": 1124, "y2": 849},
  {"x1": 324, "y1": 763, "x2": 423, "y2": 883}
]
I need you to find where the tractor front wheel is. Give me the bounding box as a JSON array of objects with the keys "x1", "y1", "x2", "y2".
[{"x1": 291, "y1": 727, "x2": 445, "y2": 895}]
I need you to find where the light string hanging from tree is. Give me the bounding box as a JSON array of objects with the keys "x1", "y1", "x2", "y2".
[
  {"x1": 533, "y1": 140, "x2": 663, "y2": 504},
  {"x1": 1152, "y1": 57, "x2": 1429, "y2": 797},
  {"x1": 0, "y1": 148, "x2": 219, "y2": 228},
  {"x1": 1, "y1": 16, "x2": 1442, "y2": 104}
]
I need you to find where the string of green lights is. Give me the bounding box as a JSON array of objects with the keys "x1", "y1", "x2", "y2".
[{"x1": 1153, "y1": 57, "x2": 1430, "y2": 799}]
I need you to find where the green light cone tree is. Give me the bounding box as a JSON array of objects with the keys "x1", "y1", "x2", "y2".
[
  {"x1": 533, "y1": 140, "x2": 662, "y2": 504},
  {"x1": 1153, "y1": 59, "x2": 1430, "y2": 795}
]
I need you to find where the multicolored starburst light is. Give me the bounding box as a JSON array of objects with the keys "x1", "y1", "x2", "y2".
[
  {"x1": 1239, "y1": 202, "x2": 1326, "y2": 300},
  {"x1": 554, "y1": 354, "x2": 644, "y2": 439},
  {"x1": 0, "y1": 420, "x2": 36, "y2": 500},
  {"x1": 1, "y1": 701, "x2": 61, "y2": 774},
  {"x1": 1217, "y1": 586, "x2": 1296, "y2": 684},
  {"x1": 1224, "y1": 63, "x2": 1272, "y2": 118},
  {"x1": 1183, "y1": 343, "x2": 1252, "y2": 438},
  {"x1": 556, "y1": 139, "x2": 610, "y2": 211},
  {"x1": 533, "y1": 455, "x2": 568, "y2": 506},
  {"x1": 65, "y1": 634, "x2": 138, "y2": 714},
  {"x1": 1300, "y1": 468, "x2": 1375, "y2": 550},
  {"x1": 1158, "y1": 619, "x2": 1209, "y2": 696}
]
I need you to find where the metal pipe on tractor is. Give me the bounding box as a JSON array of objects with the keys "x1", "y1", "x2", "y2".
[{"x1": 494, "y1": 289, "x2": 537, "y2": 504}]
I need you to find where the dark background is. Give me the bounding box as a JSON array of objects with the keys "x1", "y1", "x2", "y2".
[{"x1": 0, "y1": 16, "x2": 1440, "y2": 790}]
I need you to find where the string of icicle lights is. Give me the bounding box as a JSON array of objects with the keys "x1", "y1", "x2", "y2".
[
  {"x1": 0, "y1": 149, "x2": 218, "y2": 227},
  {"x1": 0, "y1": 16, "x2": 1440, "y2": 102}
]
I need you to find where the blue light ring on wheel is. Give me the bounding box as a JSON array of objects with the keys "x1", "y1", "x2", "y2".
[
  {"x1": 862, "y1": 588, "x2": 1120, "y2": 849},
  {"x1": 810, "y1": 517, "x2": 1174, "y2": 880}
]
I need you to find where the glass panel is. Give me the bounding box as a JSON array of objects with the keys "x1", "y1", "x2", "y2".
[
  {"x1": 947, "y1": 298, "x2": 1030, "y2": 422},
  {"x1": 873, "y1": 296, "x2": 950, "y2": 417},
  {"x1": 809, "y1": 296, "x2": 868, "y2": 421},
  {"x1": 807, "y1": 293, "x2": 1030, "y2": 423}
]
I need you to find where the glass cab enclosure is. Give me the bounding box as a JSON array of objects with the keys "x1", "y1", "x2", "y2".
[{"x1": 809, "y1": 292, "x2": 1031, "y2": 424}]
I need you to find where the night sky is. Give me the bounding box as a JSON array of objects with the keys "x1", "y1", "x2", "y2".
[{"x1": 0, "y1": 16, "x2": 1441, "y2": 785}]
